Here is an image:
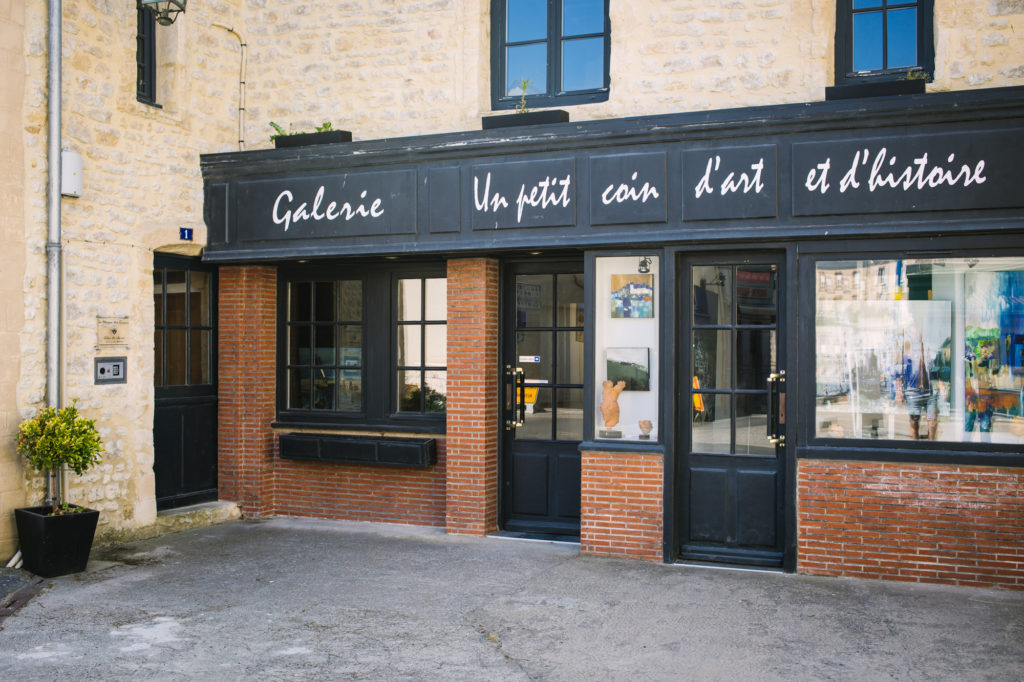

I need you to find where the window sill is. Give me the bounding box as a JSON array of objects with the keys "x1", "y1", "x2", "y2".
[
  {"x1": 136, "y1": 96, "x2": 163, "y2": 109},
  {"x1": 825, "y1": 79, "x2": 926, "y2": 101}
]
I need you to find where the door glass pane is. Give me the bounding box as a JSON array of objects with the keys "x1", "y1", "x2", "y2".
[
  {"x1": 290, "y1": 282, "x2": 312, "y2": 321},
  {"x1": 693, "y1": 329, "x2": 730, "y2": 391},
  {"x1": 398, "y1": 279, "x2": 422, "y2": 321},
  {"x1": 166, "y1": 329, "x2": 187, "y2": 385},
  {"x1": 339, "y1": 281, "x2": 362, "y2": 321},
  {"x1": 190, "y1": 271, "x2": 211, "y2": 326},
  {"x1": 312, "y1": 369, "x2": 336, "y2": 410},
  {"x1": 517, "y1": 331, "x2": 552, "y2": 383},
  {"x1": 557, "y1": 273, "x2": 584, "y2": 323},
  {"x1": 853, "y1": 11, "x2": 883, "y2": 71},
  {"x1": 516, "y1": 275, "x2": 552, "y2": 327},
  {"x1": 736, "y1": 266, "x2": 776, "y2": 325},
  {"x1": 289, "y1": 326, "x2": 311, "y2": 365},
  {"x1": 153, "y1": 270, "x2": 164, "y2": 325},
  {"x1": 562, "y1": 0, "x2": 604, "y2": 36},
  {"x1": 556, "y1": 331, "x2": 584, "y2": 384},
  {"x1": 507, "y1": 0, "x2": 547, "y2": 42},
  {"x1": 425, "y1": 325, "x2": 447, "y2": 367},
  {"x1": 424, "y1": 278, "x2": 447, "y2": 320},
  {"x1": 517, "y1": 386, "x2": 552, "y2": 440},
  {"x1": 507, "y1": 44, "x2": 548, "y2": 97},
  {"x1": 288, "y1": 368, "x2": 310, "y2": 409},
  {"x1": 188, "y1": 330, "x2": 211, "y2": 385},
  {"x1": 736, "y1": 393, "x2": 772, "y2": 455},
  {"x1": 736, "y1": 329, "x2": 773, "y2": 390},
  {"x1": 339, "y1": 369, "x2": 362, "y2": 411},
  {"x1": 556, "y1": 388, "x2": 584, "y2": 440},
  {"x1": 424, "y1": 370, "x2": 447, "y2": 413},
  {"x1": 340, "y1": 325, "x2": 362, "y2": 367},
  {"x1": 886, "y1": 7, "x2": 917, "y2": 68},
  {"x1": 397, "y1": 325, "x2": 422, "y2": 367},
  {"x1": 314, "y1": 282, "x2": 336, "y2": 322},
  {"x1": 562, "y1": 37, "x2": 604, "y2": 91},
  {"x1": 166, "y1": 292, "x2": 186, "y2": 326},
  {"x1": 154, "y1": 330, "x2": 164, "y2": 387},
  {"x1": 314, "y1": 326, "x2": 336, "y2": 365},
  {"x1": 692, "y1": 393, "x2": 731, "y2": 453},
  {"x1": 693, "y1": 266, "x2": 731, "y2": 324}
]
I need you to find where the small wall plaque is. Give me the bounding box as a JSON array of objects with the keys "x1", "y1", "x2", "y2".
[{"x1": 97, "y1": 316, "x2": 129, "y2": 347}]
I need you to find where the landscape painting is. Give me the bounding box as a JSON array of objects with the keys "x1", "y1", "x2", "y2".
[{"x1": 606, "y1": 347, "x2": 651, "y2": 391}]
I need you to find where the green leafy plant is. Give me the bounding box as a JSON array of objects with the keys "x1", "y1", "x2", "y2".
[
  {"x1": 16, "y1": 401, "x2": 104, "y2": 515},
  {"x1": 269, "y1": 120, "x2": 335, "y2": 140},
  {"x1": 516, "y1": 78, "x2": 532, "y2": 114}
]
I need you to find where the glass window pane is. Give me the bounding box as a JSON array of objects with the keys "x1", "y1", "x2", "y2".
[
  {"x1": 507, "y1": 43, "x2": 548, "y2": 97},
  {"x1": 557, "y1": 273, "x2": 585, "y2": 324},
  {"x1": 288, "y1": 368, "x2": 311, "y2": 409},
  {"x1": 153, "y1": 270, "x2": 164, "y2": 326},
  {"x1": 886, "y1": 7, "x2": 917, "y2": 69},
  {"x1": 517, "y1": 386, "x2": 552, "y2": 440},
  {"x1": 289, "y1": 326, "x2": 312, "y2": 365},
  {"x1": 815, "y1": 258, "x2": 1024, "y2": 444},
  {"x1": 398, "y1": 370, "x2": 422, "y2": 412},
  {"x1": 398, "y1": 279, "x2": 422, "y2": 321},
  {"x1": 517, "y1": 275, "x2": 553, "y2": 327},
  {"x1": 692, "y1": 393, "x2": 731, "y2": 453},
  {"x1": 339, "y1": 369, "x2": 362, "y2": 412},
  {"x1": 425, "y1": 325, "x2": 447, "y2": 367},
  {"x1": 166, "y1": 291, "x2": 186, "y2": 326},
  {"x1": 339, "y1": 280, "x2": 362, "y2": 321},
  {"x1": 340, "y1": 325, "x2": 362, "y2": 367},
  {"x1": 154, "y1": 330, "x2": 164, "y2": 387},
  {"x1": 736, "y1": 329, "x2": 774, "y2": 390},
  {"x1": 424, "y1": 370, "x2": 447, "y2": 413},
  {"x1": 189, "y1": 330, "x2": 211, "y2": 385},
  {"x1": 562, "y1": 37, "x2": 604, "y2": 92},
  {"x1": 562, "y1": 0, "x2": 604, "y2": 36},
  {"x1": 314, "y1": 282, "x2": 336, "y2": 322},
  {"x1": 556, "y1": 388, "x2": 584, "y2": 440},
  {"x1": 312, "y1": 369, "x2": 336, "y2": 410},
  {"x1": 557, "y1": 331, "x2": 585, "y2": 384},
  {"x1": 314, "y1": 326, "x2": 336, "y2": 366},
  {"x1": 397, "y1": 325, "x2": 422, "y2": 367},
  {"x1": 424, "y1": 278, "x2": 447, "y2": 320},
  {"x1": 853, "y1": 11, "x2": 883, "y2": 72},
  {"x1": 507, "y1": 0, "x2": 547, "y2": 42},
  {"x1": 736, "y1": 393, "x2": 773, "y2": 455},
  {"x1": 166, "y1": 329, "x2": 187, "y2": 385},
  {"x1": 166, "y1": 269, "x2": 186, "y2": 286},
  {"x1": 853, "y1": 0, "x2": 882, "y2": 8},
  {"x1": 290, "y1": 282, "x2": 312, "y2": 322},
  {"x1": 693, "y1": 329, "x2": 730, "y2": 391},
  {"x1": 736, "y1": 266, "x2": 776, "y2": 325},
  {"x1": 693, "y1": 266, "x2": 731, "y2": 324},
  {"x1": 190, "y1": 271, "x2": 211, "y2": 326},
  {"x1": 517, "y1": 331, "x2": 553, "y2": 383}
]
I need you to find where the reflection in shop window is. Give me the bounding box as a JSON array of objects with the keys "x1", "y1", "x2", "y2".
[{"x1": 815, "y1": 257, "x2": 1024, "y2": 443}]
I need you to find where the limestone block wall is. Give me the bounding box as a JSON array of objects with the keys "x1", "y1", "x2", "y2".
[{"x1": 1, "y1": 0, "x2": 28, "y2": 559}]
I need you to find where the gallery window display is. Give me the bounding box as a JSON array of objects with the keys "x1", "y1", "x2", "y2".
[
  {"x1": 593, "y1": 255, "x2": 659, "y2": 441},
  {"x1": 815, "y1": 256, "x2": 1024, "y2": 443}
]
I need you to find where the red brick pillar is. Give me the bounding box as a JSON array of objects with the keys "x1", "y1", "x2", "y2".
[
  {"x1": 445, "y1": 258, "x2": 500, "y2": 534},
  {"x1": 580, "y1": 450, "x2": 664, "y2": 561},
  {"x1": 218, "y1": 265, "x2": 277, "y2": 517}
]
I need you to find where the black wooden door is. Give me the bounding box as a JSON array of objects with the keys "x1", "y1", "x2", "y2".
[
  {"x1": 679, "y1": 255, "x2": 787, "y2": 567},
  {"x1": 153, "y1": 255, "x2": 218, "y2": 511},
  {"x1": 500, "y1": 263, "x2": 585, "y2": 539}
]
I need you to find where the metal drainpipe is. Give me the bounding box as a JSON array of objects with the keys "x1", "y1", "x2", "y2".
[
  {"x1": 212, "y1": 23, "x2": 247, "y2": 151},
  {"x1": 45, "y1": 0, "x2": 63, "y2": 506}
]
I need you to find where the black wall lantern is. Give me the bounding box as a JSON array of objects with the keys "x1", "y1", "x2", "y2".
[{"x1": 141, "y1": 0, "x2": 187, "y2": 26}]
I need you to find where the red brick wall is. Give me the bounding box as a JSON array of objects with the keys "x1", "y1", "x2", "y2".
[
  {"x1": 218, "y1": 265, "x2": 278, "y2": 517},
  {"x1": 444, "y1": 258, "x2": 500, "y2": 535},
  {"x1": 581, "y1": 450, "x2": 664, "y2": 561},
  {"x1": 798, "y1": 460, "x2": 1024, "y2": 590}
]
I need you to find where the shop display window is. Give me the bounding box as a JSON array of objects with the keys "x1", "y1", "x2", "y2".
[
  {"x1": 593, "y1": 256, "x2": 659, "y2": 441},
  {"x1": 815, "y1": 257, "x2": 1024, "y2": 444}
]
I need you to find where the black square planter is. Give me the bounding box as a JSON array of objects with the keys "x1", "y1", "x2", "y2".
[
  {"x1": 482, "y1": 110, "x2": 570, "y2": 129},
  {"x1": 15, "y1": 505, "x2": 100, "y2": 578},
  {"x1": 273, "y1": 130, "x2": 353, "y2": 148}
]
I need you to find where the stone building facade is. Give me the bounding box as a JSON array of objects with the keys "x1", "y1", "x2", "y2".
[{"x1": 2, "y1": 0, "x2": 1023, "y2": 588}]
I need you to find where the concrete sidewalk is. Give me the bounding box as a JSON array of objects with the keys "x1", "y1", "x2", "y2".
[{"x1": 0, "y1": 518, "x2": 1021, "y2": 681}]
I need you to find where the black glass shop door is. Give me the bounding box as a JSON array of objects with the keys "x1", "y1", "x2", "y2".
[
  {"x1": 500, "y1": 262, "x2": 585, "y2": 539},
  {"x1": 679, "y1": 255, "x2": 787, "y2": 567}
]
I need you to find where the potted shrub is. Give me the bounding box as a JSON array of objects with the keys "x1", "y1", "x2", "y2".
[
  {"x1": 270, "y1": 120, "x2": 352, "y2": 148},
  {"x1": 14, "y1": 401, "x2": 104, "y2": 578}
]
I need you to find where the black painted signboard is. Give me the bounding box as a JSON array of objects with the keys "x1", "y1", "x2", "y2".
[
  {"x1": 589, "y1": 152, "x2": 667, "y2": 226},
  {"x1": 470, "y1": 158, "x2": 576, "y2": 230},
  {"x1": 681, "y1": 145, "x2": 777, "y2": 221}
]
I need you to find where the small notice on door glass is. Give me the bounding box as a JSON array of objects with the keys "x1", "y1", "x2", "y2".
[{"x1": 518, "y1": 355, "x2": 541, "y2": 363}]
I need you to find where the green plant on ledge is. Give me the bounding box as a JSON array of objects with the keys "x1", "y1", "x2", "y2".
[
  {"x1": 269, "y1": 120, "x2": 335, "y2": 141},
  {"x1": 16, "y1": 401, "x2": 104, "y2": 515},
  {"x1": 516, "y1": 78, "x2": 532, "y2": 114}
]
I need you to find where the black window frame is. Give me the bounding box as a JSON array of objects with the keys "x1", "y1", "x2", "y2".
[
  {"x1": 490, "y1": 0, "x2": 611, "y2": 111},
  {"x1": 275, "y1": 260, "x2": 447, "y2": 434},
  {"x1": 827, "y1": 0, "x2": 934, "y2": 100},
  {"x1": 136, "y1": 1, "x2": 158, "y2": 105},
  {"x1": 797, "y1": 236, "x2": 1024, "y2": 469},
  {"x1": 153, "y1": 254, "x2": 217, "y2": 398}
]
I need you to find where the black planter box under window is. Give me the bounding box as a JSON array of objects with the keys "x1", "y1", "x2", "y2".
[
  {"x1": 274, "y1": 130, "x2": 353, "y2": 148},
  {"x1": 279, "y1": 433, "x2": 437, "y2": 467},
  {"x1": 482, "y1": 110, "x2": 570, "y2": 130}
]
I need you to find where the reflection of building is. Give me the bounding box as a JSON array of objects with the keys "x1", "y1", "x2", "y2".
[{"x1": 3, "y1": 2, "x2": 1023, "y2": 591}]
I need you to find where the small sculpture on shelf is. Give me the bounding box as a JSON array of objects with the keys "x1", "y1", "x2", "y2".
[
  {"x1": 599, "y1": 379, "x2": 626, "y2": 438},
  {"x1": 638, "y1": 419, "x2": 653, "y2": 440}
]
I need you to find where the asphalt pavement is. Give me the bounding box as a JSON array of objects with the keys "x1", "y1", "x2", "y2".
[{"x1": 0, "y1": 517, "x2": 1021, "y2": 681}]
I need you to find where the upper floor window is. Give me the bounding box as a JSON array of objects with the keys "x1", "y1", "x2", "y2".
[
  {"x1": 830, "y1": 0, "x2": 933, "y2": 98},
  {"x1": 491, "y1": 0, "x2": 610, "y2": 110},
  {"x1": 136, "y1": 1, "x2": 157, "y2": 104}
]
